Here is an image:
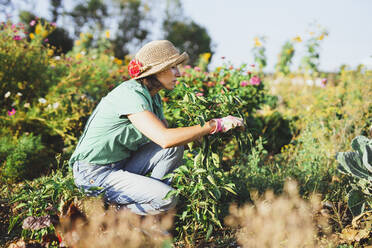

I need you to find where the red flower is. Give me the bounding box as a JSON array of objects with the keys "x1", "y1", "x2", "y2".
[{"x1": 128, "y1": 59, "x2": 142, "y2": 78}]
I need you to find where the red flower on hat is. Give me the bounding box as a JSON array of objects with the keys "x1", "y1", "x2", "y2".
[{"x1": 128, "y1": 59, "x2": 142, "y2": 78}]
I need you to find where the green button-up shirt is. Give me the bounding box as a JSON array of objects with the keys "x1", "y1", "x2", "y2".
[{"x1": 69, "y1": 80, "x2": 165, "y2": 166}]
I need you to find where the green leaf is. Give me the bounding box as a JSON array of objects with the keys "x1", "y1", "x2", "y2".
[
  {"x1": 211, "y1": 152, "x2": 220, "y2": 166},
  {"x1": 336, "y1": 152, "x2": 371, "y2": 180},
  {"x1": 198, "y1": 116, "x2": 205, "y2": 127},
  {"x1": 223, "y1": 186, "x2": 237, "y2": 195},
  {"x1": 164, "y1": 189, "x2": 178, "y2": 200},
  {"x1": 181, "y1": 210, "x2": 188, "y2": 220},
  {"x1": 205, "y1": 224, "x2": 213, "y2": 241},
  {"x1": 8, "y1": 215, "x2": 20, "y2": 234},
  {"x1": 207, "y1": 175, "x2": 216, "y2": 186},
  {"x1": 194, "y1": 168, "x2": 207, "y2": 174},
  {"x1": 348, "y1": 189, "x2": 366, "y2": 217},
  {"x1": 187, "y1": 142, "x2": 193, "y2": 150}
]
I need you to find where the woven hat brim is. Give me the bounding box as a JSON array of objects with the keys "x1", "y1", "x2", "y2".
[{"x1": 132, "y1": 52, "x2": 189, "y2": 80}]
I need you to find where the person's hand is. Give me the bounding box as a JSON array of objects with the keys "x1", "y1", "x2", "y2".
[{"x1": 210, "y1": 115, "x2": 244, "y2": 134}]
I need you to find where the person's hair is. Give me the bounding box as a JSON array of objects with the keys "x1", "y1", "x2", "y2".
[{"x1": 138, "y1": 75, "x2": 163, "y2": 93}]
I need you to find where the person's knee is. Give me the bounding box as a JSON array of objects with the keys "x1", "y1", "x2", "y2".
[{"x1": 167, "y1": 145, "x2": 184, "y2": 160}]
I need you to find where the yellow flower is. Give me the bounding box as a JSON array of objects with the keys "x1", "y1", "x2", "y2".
[
  {"x1": 35, "y1": 23, "x2": 42, "y2": 35},
  {"x1": 292, "y1": 35, "x2": 302, "y2": 43},
  {"x1": 309, "y1": 32, "x2": 314, "y2": 36},
  {"x1": 186, "y1": 153, "x2": 193, "y2": 158},
  {"x1": 113, "y1": 58, "x2": 123, "y2": 65},
  {"x1": 105, "y1": 30, "x2": 110, "y2": 39},
  {"x1": 254, "y1": 37, "x2": 262, "y2": 47},
  {"x1": 202, "y1": 52, "x2": 211, "y2": 61},
  {"x1": 318, "y1": 34, "x2": 324, "y2": 40},
  {"x1": 75, "y1": 40, "x2": 81, "y2": 46},
  {"x1": 47, "y1": 49, "x2": 54, "y2": 57},
  {"x1": 75, "y1": 53, "x2": 82, "y2": 60},
  {"x1": 29, "y1": 33, "x2": 35, "y2": 39},
  {"x1": 41, "y1": 30, "x2": 48, "y2": 38},
  {"x1": 80, "y1": 33, "x2": 85, "y2": 39}
]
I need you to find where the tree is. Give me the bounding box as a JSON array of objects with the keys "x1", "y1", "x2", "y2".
[
  {"x1": 112, "y1": 0, "x2": 151, "y2": 59},
  {"x1": 68, "y1": 0, "x2": 108, "y2": 36},
  {"x1": 162, "y1": 0, "x2": 213, "y2": 65}
]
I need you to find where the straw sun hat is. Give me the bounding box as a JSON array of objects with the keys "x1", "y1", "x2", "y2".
[{"x1": 128, "y1": 40, "x2": 189, "y2": 80}]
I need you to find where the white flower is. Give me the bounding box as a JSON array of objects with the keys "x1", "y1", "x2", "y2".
[
  {"x1": 55, "y1": 56, "x2": 61, "y2": 60},
  {"x1": 53, "y1": 102, "x2": 60, "y2": 109},
  {"x1": 24, "y1": 103, "x2": 30, "y2": 108},
  {"x1": 80, "y1": 51, "x2": 86, "y2": 55},
  {"x1": 17, "y1": 92, "x2": 23, "y2": 96},
  {"x1": 4, "y1": 91, "x2": 10, "y2": 98},
  {"x1": 38, "y1": 98, "x2": 47, "y2": 104}
]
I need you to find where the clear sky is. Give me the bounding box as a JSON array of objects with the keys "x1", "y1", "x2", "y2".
[
  {"x1": 182, "y1": 0, "x2": 372, "y2": 72},
  {"x1": 3, "y1": 0, "x2": 371, "y2": 72}
]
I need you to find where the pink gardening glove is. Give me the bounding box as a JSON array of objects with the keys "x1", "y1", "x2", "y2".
[{"x1": 210, "y1": 115, "x2": 244, "y2": 134}]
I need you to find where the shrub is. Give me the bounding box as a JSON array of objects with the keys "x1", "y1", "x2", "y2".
[
  {"x1": 0, "y1": 134, "x2": 53, "y2": 183},
  {"x1": 0, "y1": 21, "x2": 66, "y2": 110}
]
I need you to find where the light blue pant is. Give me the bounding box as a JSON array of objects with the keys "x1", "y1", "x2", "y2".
[{"x1": 72, "y1": 142, "x2": 184, "y2": 215}]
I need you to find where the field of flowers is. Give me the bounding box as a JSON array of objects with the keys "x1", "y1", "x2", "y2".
[{"x1": 0, "y1": 20, "x2": 371, "y2": 247}]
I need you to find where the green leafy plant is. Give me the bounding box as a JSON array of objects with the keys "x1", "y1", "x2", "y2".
[
  {"x1": 275, "y1": 40, "x2": 295, "y2": 76},
  {"x1": 336, "y1": 135, "x2": 372, "y2": 217},
  {"x1": 252, "y1": 36, "x2": 267, "y2": 72},
  {"x1": 162, "y1": 80, "x2": 252, "y2": 243},
  {"x1": 0, "y1": 134, "x2": 54, "y2": 183},
  {"x1": 6, "y1": 158, "x2": 83, "y2": 241},
  {"x1": 299, "y1": 24, "x2": 328, "y2": 77}
]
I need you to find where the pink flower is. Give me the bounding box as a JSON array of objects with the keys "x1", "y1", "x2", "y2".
[
  {"x1": 30, "y1": 20, "x2": 36, "y2": 26},
  {"x1": 13, "y1": 35, "x2": 22, "y2": 40},
  {"x1": 194, "y1": 66, "x2": 201, "y2": 72},
  {"x1": 44, "y1": 38, "x2": 49, "y2": 42},
  {"x1": 250, "y1": 64, "x2": 256, "y2": 67},
  {"x1": 321, "y1": 78, "x2": 327, "y2": 87},
  {"x1": 51, "y1": 22, "x2": 57, "y2": 27},
  {"x1": 175, "y1": 81, "x2": 180, "y2": 85},
  {"x1": 185, "y1": 65, "x2": 191, "y2": 69},
  {"x1": 249, "y1": 76, "x2": 261, "y2": 85},
  {"x1": 221, "y1": 56, "x2": 226, "y2": 59},
  {"x1": 11, "y1": 24, "x2": 16, "y2": 29},
  {"x1": 240, "y1": 81, "x2": 249, "y2": 87},
  {"x1": 7, "y1": 108, "x2": 16, "y2": 116},
  {"x1": 219, "y1": 81, "x2": 225, "y2": 85},
  {"x1": 196, "y1": 92, "x2": 204, "y2": 97}
]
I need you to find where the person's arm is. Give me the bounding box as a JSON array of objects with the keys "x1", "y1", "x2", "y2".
[{"x1": 128, "y1": 110, "x2": 215, "y2": 149}]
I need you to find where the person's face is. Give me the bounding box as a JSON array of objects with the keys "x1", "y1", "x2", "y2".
[{"x1": 156, "y1": 66, "x2": 181, "y2": 90}]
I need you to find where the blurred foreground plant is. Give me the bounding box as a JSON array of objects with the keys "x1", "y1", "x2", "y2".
[{"x1": 225, "y1": 180, "x2": 330, "y2": 248}]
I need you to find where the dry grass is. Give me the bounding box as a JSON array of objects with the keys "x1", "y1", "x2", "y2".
[
  {"x1": 57, "y1": 199, "x2": 174, "y2": 248},
  {"x1": 225, "y1": 180, "x2": 331, "y2": 248}
]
